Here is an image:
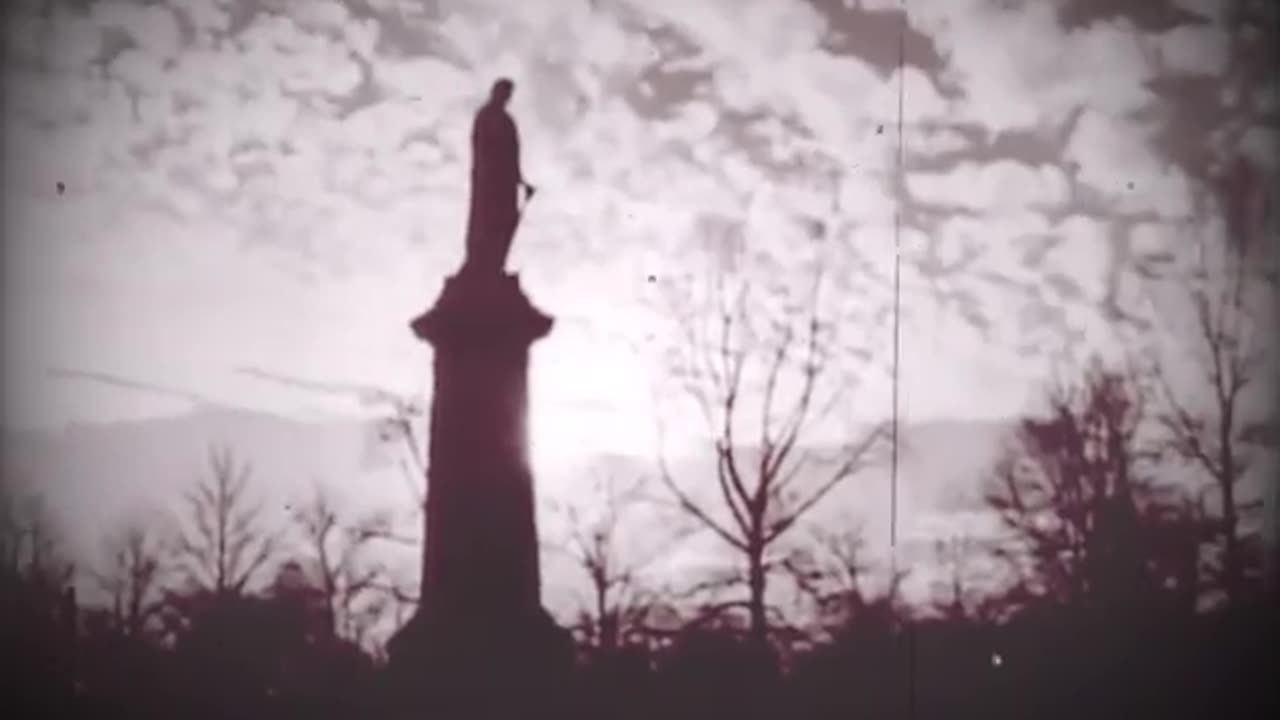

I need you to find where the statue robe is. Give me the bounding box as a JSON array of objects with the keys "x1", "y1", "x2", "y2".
[{"x1": 465, "y1": 102, "x2": 522, "y2": 273}]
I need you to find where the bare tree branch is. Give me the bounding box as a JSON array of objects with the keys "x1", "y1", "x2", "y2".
[
  {"x1": 650, "y1": 245, "x2": 886, "y2": 644},
  {"x1": 170, "y1": 446, "x2": 278, "y2": 599},
  {"x1": 290, "y1": 482, "x2": 396, "y2": 645},
  {"x1": 1153, "y1": 212, "x2": 1273, "y2": 604},
  {"x1": 987, "y1": 362, "x2": 1213, "y2": 613},
  {"x1": 93, "y1": 517, "x2": 167, "y2": 639},
  {"x1": 547, "y1": 467, "x2": 692, "y2": 652}
]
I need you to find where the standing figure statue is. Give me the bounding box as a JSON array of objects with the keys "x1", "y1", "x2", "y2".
[{"x1": 464, "y1": 78, "x2": 536, "y2": 275}]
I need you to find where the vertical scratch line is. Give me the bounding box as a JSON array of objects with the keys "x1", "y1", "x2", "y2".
[
  {"x1": 892, "y1": 2, "x2": 917, "y2": 719},
  {"x1": 890, "y1": 0, "x2": 907, "y2": 574}
]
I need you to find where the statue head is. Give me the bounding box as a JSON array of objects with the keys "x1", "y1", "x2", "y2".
[{"x1": 490, "y1": 78, "x2": 514, "y2": 107}]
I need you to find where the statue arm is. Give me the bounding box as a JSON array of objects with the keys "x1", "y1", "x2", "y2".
[
  {"x1": 513, "y1": 128, "x2": 534, "y2": 196},
  {"x1": 471, "y1": 115, "x2": 487, "y2": 173},
  {"x1": 510, "y1": 118, "x2": 526, "y2": 186}
]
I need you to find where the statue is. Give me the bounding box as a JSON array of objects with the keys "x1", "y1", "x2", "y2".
[
  {"x1": 464, "y1": 78, "x2": 536, "y2": 275},
  {"x1": 394, "y1": 83, "x2": 569, "y2": 715}
]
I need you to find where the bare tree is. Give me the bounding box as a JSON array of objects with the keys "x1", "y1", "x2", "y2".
[
  {"x1": 289, "y1": 482, "x2": 395, "y2": 649},
  {"x1": 928, "y1": 534, "x2": 1004, "y2": 622},
  {"x1": 1100, "y1": 0, "x2": 1280, "y2": 603},
  {"x1": 781, "y1": 522, "x2": 906, "y2": 636},
  {"x1": 171, "y1": 446, "x2": 278, "y2": 599},
  {"x1": 652, "y1": 247, "x2": 888, "y2": 647},
  {"x1": 545, "y1": 465, "x2": 692, "y2": 654},
  {"x1": 92, "y1": 516, "x2": 166, "y2": 639},
  {"x1": 1152, "y1": 170, "x2": 1276, "y2": 607},
  {"x1": 986, "y1": 361, "x2": 1209, "y2": 614},
  {"x1": 232, "y1": 368, "x2": 430, "y2": 613},
  {"x1": 367, "y1": 392, "x2": 429, "y2": 506},
  {"x1": 0, "y1": 486, "x2": 74, "y2": 596},
  {"x1": 0, "y1": 482, "x2": 81, "y2": 676}
]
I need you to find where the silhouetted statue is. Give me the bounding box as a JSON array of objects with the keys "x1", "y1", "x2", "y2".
[
  {"x1": 464, "y1": 78, "x2": 535, "y2": 275},
  {"x1": 392, "y1": 81, "x2": 570, "y2": 714}
]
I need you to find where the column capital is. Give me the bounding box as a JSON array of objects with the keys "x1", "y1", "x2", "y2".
[{"x1": 410, "y1": 271, "x2": 553, "y2": 348}]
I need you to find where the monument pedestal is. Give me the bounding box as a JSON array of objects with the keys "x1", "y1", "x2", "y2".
[
  {"x1": 386, "y1": 271, "x2": 575, "y2": 717},
  {"x1": 386, "y1": 604, "x2": 574, "y2": 715}
]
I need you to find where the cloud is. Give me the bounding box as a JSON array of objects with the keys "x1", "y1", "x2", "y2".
[
  {"x1": 373, "y1": 56, "x2": 472, "y2": 105},
  {"x1": 908, "y1": 160, "x2": 1070, "y2": 212},
  {"x1": 911, "y1": 1, "x2": 1156, "y2": 131},
  {"x1": 893, "y1": 207, "x2": 1150, "y2": 382},
  {"x1": 92, "y1": 1, "x2": 184, "y2": 59},
  {"x1": 626, "y1": 0, "x2": 825, "y2": 65},
  {"x1": 288, "y1": 0, "x2": 353, "y2": 35},
  {"x1": 174, "y1": 0, "x2": 236, "y2": 35},
  {"x1": 3, "y1": 0, "x2": 1242, "y2": 438},
  {"x1": 1066, "y1": 109, "x2": 1194, "y2": 218},
  {"x1": 1239, "y1": 126, "x2": 1279, "y2": 173},
  {"x1": 1168, "y1": 0, "x2": 1230, "y2": 23},
  {"x1": 1155, "y1": 23, "x2": 1231, "y2": 76},
  {"x1": 908, "y1": 128, "x2": 972, "y2": 156}
]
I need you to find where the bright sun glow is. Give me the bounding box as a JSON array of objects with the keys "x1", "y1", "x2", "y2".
[{"x1": 527, "y1": 337, "x2": 666, "y2": 488}]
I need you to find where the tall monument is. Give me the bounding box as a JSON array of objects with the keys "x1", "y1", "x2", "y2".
[{"x1": 386, "y1": 79, "x2": 573, "y2": 715}]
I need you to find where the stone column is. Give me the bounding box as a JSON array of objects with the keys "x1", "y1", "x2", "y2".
[{"x1": 385, "y1": 270, "x2": 574, "y2": 716}]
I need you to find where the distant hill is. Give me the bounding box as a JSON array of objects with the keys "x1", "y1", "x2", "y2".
[
  {"x1": 0, "y1": 409, "x2": 413, "y2": 563},
  {"x1": 0, "y1": 408, "x2": 1018, "y2": 568}
]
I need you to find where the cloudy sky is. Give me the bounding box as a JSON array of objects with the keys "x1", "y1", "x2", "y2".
[
  {"x1": 2, "y1": 0, "x2": 1276, "y2": 470},
  {"x1": 2, "y1": 0, "x2": 1278, "y2": 629}
]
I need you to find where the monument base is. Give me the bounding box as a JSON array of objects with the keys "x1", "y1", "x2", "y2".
[{"x1": 384, "y1": 605, "x2": 576, "y2": 717}]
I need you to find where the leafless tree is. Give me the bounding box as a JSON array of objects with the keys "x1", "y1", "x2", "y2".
[
  {"x1": 91, "y1": 515, "x2": 167, "y2": 639},
  {"x1": 367, "y1": 392, "x2": 429, "y2": 506},
  {"x1": 232, "y1": 368, "x2": 429, "y2": 613},
  {"x1": 986, "y1": 361, "x2": 1210, "y2": 614},
  {"x1": 0, "y1": 484, "x2": 79, "y2": 674},
  {"x1": 652, "y1": 247, "x2": 889, "y2": 647},
  {"x1": 289, "y1": 482, "x2": 396, "y2": 649},
  {"x1": 781, "y1": 522, "x2": 906, "y2": 636},
  {"x1": 545, "y1": 465, "x2": 692, "y2": 654},
  {"x1": 928, "y1": 534, "x2": 1005, "y2": 622},
  {"x1": 0, "y1": 486, "x2": 74, "y2": 593},
  {"x1": 1151, "y1": 170, "x2": 1276, "y2": 607},
  {"x1": 170, "y1": 446, "x2": 278, "y2": 599},
  {"x1": 1089, "y1": 0, "x2": 1280, "y2": 605}
]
